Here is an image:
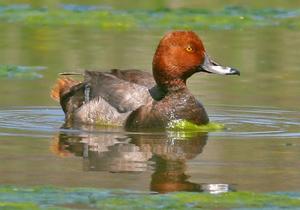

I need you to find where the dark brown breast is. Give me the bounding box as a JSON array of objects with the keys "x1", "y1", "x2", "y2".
[{"x1": 125, "y1": 89, "x2": 209, "y2": 131}]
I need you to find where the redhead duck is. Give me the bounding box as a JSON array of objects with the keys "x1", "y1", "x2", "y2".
[{"x1": 51, "y1": 31, "x2": 239, "y2": 130}]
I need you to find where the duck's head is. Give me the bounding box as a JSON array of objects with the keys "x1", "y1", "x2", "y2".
[{"x1": 152, "y1": 31, "x2": 240, "y2": 90}]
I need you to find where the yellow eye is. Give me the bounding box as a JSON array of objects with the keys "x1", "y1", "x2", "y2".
[{"x1": 186, "y1": 46, "x2": 193, "y2": 52}]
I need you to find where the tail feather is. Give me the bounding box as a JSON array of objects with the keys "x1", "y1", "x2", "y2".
[{"x1": 50, "y1": 77, "x2": 80, "y2": 101}]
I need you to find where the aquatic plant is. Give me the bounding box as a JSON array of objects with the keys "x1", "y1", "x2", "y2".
[
  {"x1": 167, "y1": 120, "x2": 224, "y2": 132},
  {"x1": 0, "y1": 4, "x2": 299, "y2": 30},
  {"x1": 0, "y1": 65, "x2": 44, "y2": 79},
  {"x1": 0, "y1": 185, "x2": 300, "y2": 209}
]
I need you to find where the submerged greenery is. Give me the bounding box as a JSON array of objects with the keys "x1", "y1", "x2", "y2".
[
  {"x1": 0, "y1": 4, "x2": 299, "y2": 30},
  {"x1": 168, "y1": 120, "x2": 225, "y2": 132},
  {"x1": 0, "y1": 185, "x2": 299, "y2": 210},
  {"x1": 0, "y1": 65, "x2": 44, "y2": 79}
]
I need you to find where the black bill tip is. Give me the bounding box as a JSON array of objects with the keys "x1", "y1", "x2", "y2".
[{"x1": 226, "y1": 68, "x2": 240, "y2": 76}]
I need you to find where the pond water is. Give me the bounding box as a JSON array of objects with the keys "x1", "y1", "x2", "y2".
[{"x1": 0, "y1": 1, "x2": 300, "y2": 196}]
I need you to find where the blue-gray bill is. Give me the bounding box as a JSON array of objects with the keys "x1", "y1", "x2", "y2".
[{"x1": 200, "y1": 53, "x2": 240, "y2": 76}]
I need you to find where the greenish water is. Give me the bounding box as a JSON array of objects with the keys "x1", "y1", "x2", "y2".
[{"x1": 0, "y1": 1, "x2": 300, "y2": 209}]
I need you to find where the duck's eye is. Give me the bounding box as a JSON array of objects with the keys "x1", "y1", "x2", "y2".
[{"x1": 186, "y1": 46, "x2": 194, "y2": 52}]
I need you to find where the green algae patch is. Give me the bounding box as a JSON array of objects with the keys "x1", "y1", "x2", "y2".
[
  {"x1": 0, "y1": 4, "x2": 300, "y2": 30},
  {"x1": 94, "y1": 120, "x2": 122, "y2": 128},
  {"x1": 168, "y1": 120, "x2": 224, "y2": 132},
  {"x1": 1, "y1": 185, "x2": 300, "y2": 210},
  {"x1": 0, "y1": 202, "x2": 39, "y2": 210},
  {"x1": 168, "y1": 192, "x2": 300, "y2": 209},
  {"x1": 0, "y1": 65, "x2": 45, "y2": 79},
  {"x1": 96, "y1": 192, "x2": 300, "y2": 209}
]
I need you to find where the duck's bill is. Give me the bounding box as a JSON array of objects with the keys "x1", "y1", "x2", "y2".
[{"x1": 199, "y1": 53, "x2": 240, "y2": 76}]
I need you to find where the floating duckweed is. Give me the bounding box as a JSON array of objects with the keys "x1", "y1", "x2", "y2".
[
  {"x1": 0, "y1": 4, "x2": 299, "y2": 30},
  {"x1": 0, "y1": 186, "x2": 300, "y2": 210},
  {"x1": 95, "y1": 119, "x2": 122, "y2": 127},
  {"x1": 0, "y1": 65, "x2": 45, "y2": 79},
  {"x1": 0, "y1": 202, "x2": 40, "y2": 210},
  {"x1": 167, "y1": 192, "x2": 300, "y2": 209},
  {"x1": 168, "y1": 120, "x2": 225, "y2": 132}
]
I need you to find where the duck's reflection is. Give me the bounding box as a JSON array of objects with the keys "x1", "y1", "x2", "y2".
[
  {"x1": 51, "y1": 128, "x2": 208, "y2": 193},
  {"x1": 131, "y1": 133, "x2": 207, "y2": 192}
]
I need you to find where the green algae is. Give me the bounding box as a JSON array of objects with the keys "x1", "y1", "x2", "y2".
[
  {"x1": 0, "y1": 65, "x2": 44, "y2": 79},
  {"x1": 0, "y1": 4, "x2": 300, "y2": 30},
  {"x1": 168, "y1": 120, "x2": 224, "y2": 132},
  {"x1": 0, "y1": 202, "x2": 68, "y2": 210},
  {"x1": 96, "y1": 192, "x2": 300, "y2": 209},
  {"x1": 94, "y1": 120, "x2": 122, "y2": 128},
  {"x1": 0, "y1": 202, "x2": 39, "y2": 210},
  {"x1": 92, "y1": 120, "x2": 224, "y2": 134},
  {"x1": 0, "y1": 185, "x2": 300, "y2": 210},
  {"x1": 168, "y1": 192, "x2": 300, "y2": 209}
]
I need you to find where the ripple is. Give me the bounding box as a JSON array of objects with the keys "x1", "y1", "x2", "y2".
[
  {"x1": 0, "y1": 106, "x2": 299, "y2": 138},
  {"x1": 210, "y1": 105, "x2": 300, "y2": 138},
  {"x1": 0, "y1": 107, "x2": 64, "y2": 135}
]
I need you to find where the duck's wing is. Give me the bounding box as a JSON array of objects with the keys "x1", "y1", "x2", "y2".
[
  {"x1": 84, "y1": 70, "x2": 152, "y2": 113},
  {"x1": 57, "y1": 68, "x2": 156, "y2": 87},
  {"x1": 109, "y1": 69, "x2": 167, "y2": 100},
  {"x1": 52, "y1": 70, "x2": 155, "y2": 125},
  {"x1": 109, "y1": 69, "x2": 156, "y2": 89}
]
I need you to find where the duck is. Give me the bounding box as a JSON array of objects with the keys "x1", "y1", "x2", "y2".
[{"x1": 51, "y1": 31, "x2": 239, "y2": 131}]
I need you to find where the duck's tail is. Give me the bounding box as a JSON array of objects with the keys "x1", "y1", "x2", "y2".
[{"x1": 50, "y1": 76, "x2": 80, "y2": 101}]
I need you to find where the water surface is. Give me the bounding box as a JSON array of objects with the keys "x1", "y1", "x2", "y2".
[
  {"x1": 0, "y1": 1, "x2": 300, "y2": 196},
  {"x1": 0, "y1": 105, "x2": 299, "y2": 193}
]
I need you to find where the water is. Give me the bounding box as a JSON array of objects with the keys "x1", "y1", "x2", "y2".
[
  {"x1": 0, "y1": 105, "x2": 299, "y2": 193},
  {"x1": 0, "y1": 1, "x2": 300, "y2": 196}
]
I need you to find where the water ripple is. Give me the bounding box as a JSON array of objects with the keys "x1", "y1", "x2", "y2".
[
  {"x1": 0, "y1": 106, "x2": 299, "y2": 138},
  {"x1": 210, "y1": 105, "x2": 300, "y2": 138}
]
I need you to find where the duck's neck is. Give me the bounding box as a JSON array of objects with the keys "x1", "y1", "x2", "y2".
[
  {"x1": 161, "y1": 78, "x2": 187, "y2": 92},
  {"x1": 149, "y1": 79, "x2": 188, "y2": 101},
  {"x1": 152, "y1": 63, "x2": 190, "y2": 93}
]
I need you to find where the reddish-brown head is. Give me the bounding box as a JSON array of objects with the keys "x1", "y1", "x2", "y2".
[
  {"x1": 152, "y1": 31, "x2": 205, "y2": 89},
  {"x1": 152, "y1": 31, "x2": 239, "y2": 90}
]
